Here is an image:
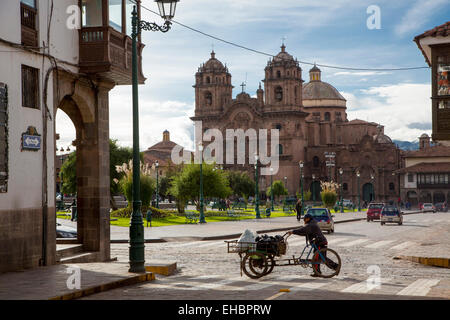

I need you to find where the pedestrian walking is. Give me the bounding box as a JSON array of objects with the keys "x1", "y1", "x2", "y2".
[{"x1": 296, "y1": 199, "x2": 303, "y2": 221}]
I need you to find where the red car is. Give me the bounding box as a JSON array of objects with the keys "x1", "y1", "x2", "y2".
[{"x1": 367, "y1": 203, "x2": 384, "y2": 222}]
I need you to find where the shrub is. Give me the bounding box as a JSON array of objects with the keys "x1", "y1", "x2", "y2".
[{"x1": 111, "y1": 206, "x2": 173, "y2": 219}]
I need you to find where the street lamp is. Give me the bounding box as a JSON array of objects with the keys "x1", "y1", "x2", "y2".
[
  {"x1": 198, "y1": 143, "x2": 206, "y2": 224},
  {"x1": 155, "y1": 160, "x2": 159, "y2": 209},
  {"x1": 339, "y1": 168, "x2": 344, "y2": 213},
  {"x1": 129, "y1": 0, "x2": 180, "y2": 274},
  {"x1": 356, "y1": 170, "x2": 361, "y2": 212},
  {"x1": 299, "y1": 161, "x2": 304, "y2": 218},
  {"x1": 270, "y1": 167, "x2": 274, "y2": 212},
  {"x1": 312, "y1": 174, "x2": 316, "y2": 206},
  {"x1": 370, "y1": 172, "x2": 375, "y2": 202},
  {"x1": 255, "y1": 153, "x2": 261, "y2": 219}
]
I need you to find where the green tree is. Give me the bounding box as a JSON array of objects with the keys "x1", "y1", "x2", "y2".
[
  {"x1": 60, "y1": 152, "x2": 77, "y2": 194},
  {"x1": 226, "y1": 170, "x2": 255, "y2": 199},
  {"x1": 110, "y1": 139, "x2": 133, "y2": 195},
  {"x1": 120, "y1": 173, "x2": 155, "y2": 210},
  {"x1": 296, "y1": 190, "x2": 311, "y2": 201},
  {"x1": 266, "y1": 180, "x2": 288, "y2": 201},
  {"x1": 169, "y1": 163, "x2": 232, "y2": 212},
  {"x1": 320, "y1": 181, "x2": 339, "y2": 209}
]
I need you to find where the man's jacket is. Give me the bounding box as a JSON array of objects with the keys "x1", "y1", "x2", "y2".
[{"x1": 292, "y1": 220, "x2": 327, "y2": 245}]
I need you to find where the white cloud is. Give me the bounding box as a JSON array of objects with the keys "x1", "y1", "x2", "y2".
[
  {"x1": 343, "y1": 83, "x2": 432, "y2": 141},
  {"x1": 394, "y1": 0, "x2": 449, "y2": 36},
  {"x1": 332, "y1": 71, "x2": 392, "y2": 76}
]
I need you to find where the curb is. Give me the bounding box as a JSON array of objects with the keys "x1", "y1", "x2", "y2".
[
  {"x1": 394, "y1": 256, "x2": 450, "y2": 269},
  {"x1": 111, "y1": 217, "x2": 366, "y2": 243},
  {"x1": 48, "y1": 272, "x2": 155, "y2": 300}
]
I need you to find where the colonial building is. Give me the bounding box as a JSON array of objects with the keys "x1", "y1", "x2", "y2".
[
  {"x1": 0, "y1": 0, "x2": 145, "y2": 273},
  {"x1": 143, "y1": 130, "x2": 192, "y2": 177},
  {"x1": 415, "y1": 21, "x2": 450, "y2": 145},
  {"x1": 397, "y1": 133, "x2": 450, "y2": 205},
  {"x1": 191, "y1": 46, "x2": 401, "y2": 203}
]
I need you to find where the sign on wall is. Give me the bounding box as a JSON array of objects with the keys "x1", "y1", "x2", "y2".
[{"x1": 21, "y1": 126, "x2": 41, "y2": 151}]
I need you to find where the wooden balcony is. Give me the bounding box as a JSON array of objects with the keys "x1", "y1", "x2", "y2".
[
  {"x1": 21, "y1": 3, "x2": 38, "y2": 47},
  {"x1": 79, "y1": 27, "x2": 145, "y2": 85}
]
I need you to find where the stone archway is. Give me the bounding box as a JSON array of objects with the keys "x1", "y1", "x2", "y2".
[
  {"x1": 407, "y1": 191, "x2": 418, "y2": 206},
  {"x1": 433, "y1": 192, "x2": 445, "y2": 203},
  {"x1": 362, "y1": 183, "x2": 374, "y2": 202},
  {"x1": 54, "y1": 71, "x2": 114, "y2": 262},
  {"x1": 310, "y1": 181, "x2": 321, "y2": 202}
]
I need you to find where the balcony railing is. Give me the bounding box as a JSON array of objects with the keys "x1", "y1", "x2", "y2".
[
  {"x1": 21, "y1": 3, "x2": 37, "y2": 47},
  {"x1": 79, "y1": 27, "x2": 145, "y2": 85}
]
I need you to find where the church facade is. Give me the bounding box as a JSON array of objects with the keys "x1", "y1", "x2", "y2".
[{"x1": 191, "y1": 46, "x2": 401, "y2": 204}]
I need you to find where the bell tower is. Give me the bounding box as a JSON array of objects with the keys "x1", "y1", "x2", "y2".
[
  {"x1": 194, "y1": 51, "x2": 233, "y2": 115},
  {"x1": 263, "y1": 45, "x2": 303, "y2": 108}
]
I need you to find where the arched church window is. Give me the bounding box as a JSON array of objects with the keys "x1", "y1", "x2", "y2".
[
  {"x1": 278, "y1": 144, "x2": 283, "y2": 155},
  {"x1": 275, "y1": 86, "x2": 283, "y2": 102},
  {"x1": 313, "y1": 156, "x2": 320, "y2": 167},
  {"x1": 275, "y1": 124, "x2": 282, "y2": 130},
  {"x1": 343, "y1": 183, "x2": 348, "y2": 191},
  {"x1": 277, "y1": 70, "x2": 281, "y2": 78},
  {"x1": 324, "y1": 112, "x2": 331, "y2": 121},
  {"x1": 389, "y1": 183, "x2": 395, "y2": 191},
  {"x1": 205, "y1": 91, "x2": 212, "y2": 106},
  {"x1": 206, "y1": 77, "x2": 210, "y2": 84}
]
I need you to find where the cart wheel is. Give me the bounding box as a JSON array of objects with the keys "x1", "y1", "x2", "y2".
[
  {"x1": 312, "y1": 248, "x2": 341, "y2": 278},
  {"x1": 263, "y1": 254, "x2": 275, "y2": 276},
  {"x1": 242, "y1": 252, "x2": 269, "y2": 279}
]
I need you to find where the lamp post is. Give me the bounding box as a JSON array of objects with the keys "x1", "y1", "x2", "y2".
[
  {"x1": 270, "y1": 167, "x2": 274, "y2": 211},
  {"x1": 155, "y1": 160, "x2": 159, "y2": 209},
  {"x1": 312, "y1": 174, "x2": 316, "y2": 206},
  {"x1": 339, "y1": 168, "x2": 344, "y2": 213},
  {"x1": 356, "y1": 170, "x2": 361, "y2": 212},
  {"x1": 129, "y1": 0, "x2": 180, "y2": 273},
  {"x1": 255, "y1": 153, "x2": 261, "y2": 219},
  {"x1": 370, "y1": 172, "x2": 375, "y2": 202},
  {"x1": 198, "y1": 143, "x2": 206, "y2": 224},
  {"x1": 299, "y1": 161, "x2": 304, "y2": 218}
]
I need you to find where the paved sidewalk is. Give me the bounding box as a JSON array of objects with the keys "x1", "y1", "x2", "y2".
[{"x1": 0, "y1": 262, "x2": 152, "y2": 300}]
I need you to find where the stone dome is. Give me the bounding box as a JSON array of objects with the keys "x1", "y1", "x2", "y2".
[
  {"x1": 202, "y1": 51, "x2": 227, "y2": 72},
  {"x1": 373, "y1": 133, "x2": 393, "y2": 144},
  {"x1": 303, "y1": 81, "x2": 346, "y2": 101},
  {"x1": 273, "y1": 44, "x2": 294, "y2": 62}
]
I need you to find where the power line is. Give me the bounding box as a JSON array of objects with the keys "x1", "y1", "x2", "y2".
[{"x1": 135, "y1": 1, "x2": 429, "y2": 71}]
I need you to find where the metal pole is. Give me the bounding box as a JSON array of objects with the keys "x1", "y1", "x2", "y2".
[
  {"x1": 156, "y1": 167, "x2": 159, "y2": 209},
  {"x1": 300, "y1": 168, "x2": 304, "y2": 216},
  {"x1": 340, "y1": 171, "x2": 344, "y2": 213},
  {"x1": 129, "y1": 6, "x2": 145, "y2": 273},
  {"x1": 270, "y1": 173, "x2": 274, "y2": 211},
  {"x1": 357, "y1": 174, "x2": 361, "y2": 212},
  {"x1": 255, "y1": 161, "x2": 261, "y2": 219},
  {"x1": 199, "y1": 155, "x2": 206, "y2": 223}
]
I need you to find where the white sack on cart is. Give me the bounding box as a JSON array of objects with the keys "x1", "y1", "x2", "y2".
[{"x1": 237, "y1": 229, "x2": 257, "y2": 250}]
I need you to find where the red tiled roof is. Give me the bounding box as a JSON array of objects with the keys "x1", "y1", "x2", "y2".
[
  {"x1": 414, "y1": 21, "x2": 450, "y2": 66},
  {"x1": 403, "y1": 145, "x2": 450, "y2": 158},
  {"x1": 396, "y1": 162, "x2": 450, "y2": 174}
]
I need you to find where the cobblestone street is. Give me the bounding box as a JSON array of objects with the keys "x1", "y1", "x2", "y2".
[{"x1": 82, "y1": 212, "x2": 450, "y2": 300}]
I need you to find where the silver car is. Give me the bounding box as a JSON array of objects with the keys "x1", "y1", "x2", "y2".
[
  {"x1": 307, "y1": 208, "x2": 335, "y2": 234},
  {"x1": 380, "y1": 206, "x2": 403, "y2": 225}
]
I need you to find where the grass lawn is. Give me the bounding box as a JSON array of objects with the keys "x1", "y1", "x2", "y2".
[{"x1": 58, "y1": 206, "x2": 366, "y2": 228}]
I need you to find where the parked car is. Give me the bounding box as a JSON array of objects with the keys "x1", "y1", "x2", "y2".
[
  {"x1": 422, "y1": 203, "x2": 436, "y2": 213},
  {"x1": 306, "y1": 208, "x2": 335, "y2": 234},
  {"x1": 434, "y1": 203, "x2": 448, "y2": 212},
  {"x1": 56, "y1": 222, "x2": 77, "y2": 238},
  {"x1": 367, "y1": 202, "x2": 384, "y2": 221},
  {"x1": 342, "y1": 199, "x2": 354, "y2": 208},
  {"x1": 380, "y1": 205, "x2": 403, "y2": 225}
]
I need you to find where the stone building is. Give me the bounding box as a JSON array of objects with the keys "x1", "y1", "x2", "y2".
[
  {"x1": 191, "y1": 46, "x2": 401, "y2": 204},
  {"x1": 397, "y1": 133, "x2": 450, "y2": 205},
  {"x1": 0, "y1": 0, "x2": 145, "y2": 273}
]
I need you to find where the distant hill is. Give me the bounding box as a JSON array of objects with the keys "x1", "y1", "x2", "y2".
[{"x1": 393, "y1": 140, "x2": 419, "y2": 151}]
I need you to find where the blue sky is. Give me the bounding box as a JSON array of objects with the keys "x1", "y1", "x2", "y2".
[{"x1": 56, "y1": 0, "x2": 450, "y2": 153}]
